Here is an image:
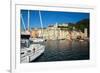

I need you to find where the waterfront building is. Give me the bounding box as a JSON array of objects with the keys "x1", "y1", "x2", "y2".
[
  {"x1": 84, "y1": 28, "x2": 88, "y2": 38},
  {"x1": 31, "y1": 29, "x2": 38, "y2": 38},
  {"x1": 29, "y1": 23, "x2": 88, "y2": 41}
]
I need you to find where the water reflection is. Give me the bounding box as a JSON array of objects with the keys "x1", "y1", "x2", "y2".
[{"x1": 31, "y1": 39, "x2": 89, "y2": 62}]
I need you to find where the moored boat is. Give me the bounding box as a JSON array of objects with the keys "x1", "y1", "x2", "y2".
[{"x1": 20, "y1": 34, "x2": 45, "y2": 63}]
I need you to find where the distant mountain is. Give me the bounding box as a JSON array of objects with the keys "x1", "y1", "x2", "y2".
[
  {"x1": 76, "y1": 19, "x2": 89, "y2": 25},
  {"x1": 75, "y1": 19, "x2": 89, "y2": 32},
  {"x1": 68, "y1": 19, "x2": 89, "y2": 30},
  {"x1": 67, "y1": 18, "x2": 89, "y2": 36}
]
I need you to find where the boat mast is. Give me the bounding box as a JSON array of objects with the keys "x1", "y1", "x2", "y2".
[
  {"x1": 28, "y1": 10, "x2": 30, "y2": 31},
  {"x1": 39, "y1": 11, "x2": 43, "y2": 37},
  {"x1": 21, "y1": 14, "x2": 26, "y2": 31}
]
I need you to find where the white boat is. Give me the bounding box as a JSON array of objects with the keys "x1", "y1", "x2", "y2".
[
  {"x1": 30, "y1": 38, "x2": 45, "y2": 43},
  {"x1": 20, "y1": 34, "x2": 45, "y2": 63},
  {"x1": 20, "y1": 10, "x2": 45, "y2": 63},
  {"x1": 21, "y1": 43, "x2": 45, "y2": 63}
]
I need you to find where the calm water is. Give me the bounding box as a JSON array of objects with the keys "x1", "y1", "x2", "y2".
[{"x1": 31, "y1": 40, "x2": 89, "y2": 62}]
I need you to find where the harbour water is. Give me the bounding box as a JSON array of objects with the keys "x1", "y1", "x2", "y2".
[{"x1": 31, "y1": 39, "x2": 89, "y2": 62}]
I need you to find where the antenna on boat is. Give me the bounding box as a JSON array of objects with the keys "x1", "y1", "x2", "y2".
[
  {"x1": 39, "y1": 11, "x2": 43, "y2": 37},
  {"x1": 21, "y1": 14, "x2": 26, "y2": 31}
]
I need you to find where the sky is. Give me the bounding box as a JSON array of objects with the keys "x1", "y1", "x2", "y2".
[{"x1": 21, "y1": 10, "x2": 89, "y2": 30}]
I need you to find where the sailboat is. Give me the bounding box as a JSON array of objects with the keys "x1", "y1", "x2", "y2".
[
  {"x1": 31, "y1": 11, "x2": 46, "y2": 43},
  {"x1": 20, "y1": 10, "x2": 45, "y2": 63}
]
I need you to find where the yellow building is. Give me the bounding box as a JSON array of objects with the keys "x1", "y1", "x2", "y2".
[{"x1": 31, "y1": 30, "x2": 38, "y2": 38}]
